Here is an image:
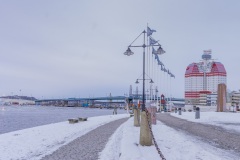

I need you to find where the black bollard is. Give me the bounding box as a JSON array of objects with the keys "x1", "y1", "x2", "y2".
[
  {"x1": 178, "y1": 108, "x2": 182, "y2": 115},
  {"x1": 195, "y1": 107, "x2": 200, "y2": 119}
]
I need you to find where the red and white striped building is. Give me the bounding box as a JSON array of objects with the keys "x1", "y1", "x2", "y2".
[{"x1": 185, "y1": 50, "x2": 227, "y2": 105}]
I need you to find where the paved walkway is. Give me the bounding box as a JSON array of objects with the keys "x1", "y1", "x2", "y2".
[
  {"x1": 156, "y1": 113, "x2": 240, "y2": 155},
  {"x1": 41, "y1": 117, "x2": 129, "y2": 160}
]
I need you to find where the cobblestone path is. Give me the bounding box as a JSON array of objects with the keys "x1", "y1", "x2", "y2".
[
  {"x1": 41, "y1": 117, "x2": 129, "y2": 160},
  {"x1": 156, "y1": 113, "x2": 240, "y2": 155}
]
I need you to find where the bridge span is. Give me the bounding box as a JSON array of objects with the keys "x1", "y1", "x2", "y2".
[{"x1": 35, "y1": 96, "x2": 184, "y2": 107}]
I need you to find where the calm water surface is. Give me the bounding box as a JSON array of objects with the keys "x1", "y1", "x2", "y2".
[{"x1": 0, "y1": 105, "x2": 126, "y2": 134}]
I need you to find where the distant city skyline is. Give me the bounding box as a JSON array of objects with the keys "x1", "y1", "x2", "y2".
[{"x1": 1, "y1": 0, "x2": 240, "y2": 99}]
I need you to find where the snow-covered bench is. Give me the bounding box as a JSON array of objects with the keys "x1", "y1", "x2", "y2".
[
  {"x1": 78, "y1": 117, "x2": 88, "y2": 121},
  {"x1": 68, "y1": 118, "x2": 79, "y2": 124}
]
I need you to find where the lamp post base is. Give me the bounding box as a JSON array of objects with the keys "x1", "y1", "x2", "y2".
[{"x1": 139, "y1": 111, "x2": 152, "y2": 146}]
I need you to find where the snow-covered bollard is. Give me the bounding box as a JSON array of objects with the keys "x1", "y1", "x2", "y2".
[{"x1": 195, "y1": 107, "x2": 200, "y2": 119}]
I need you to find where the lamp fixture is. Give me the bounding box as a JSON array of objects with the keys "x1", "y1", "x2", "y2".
[
  {"x1": 124, "y1": 47, "x2": 134, "y2": 56},
  {"x1": 157, "y1": 46, "x2": 165, "y2": 55},
  {"x1": 149, "y1": 79, "x2": 154, "y2": 83},
  {"x1": 135, "y1": 79, "x2": 139, "y2": 84}
]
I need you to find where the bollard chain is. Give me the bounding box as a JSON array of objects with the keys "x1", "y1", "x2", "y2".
[
  {"x1": 137, "y1": 109, "x2": 140, "y2": 125},
  {"x1": 145, "y1": 109, "x2": 166, "y2": 160}
]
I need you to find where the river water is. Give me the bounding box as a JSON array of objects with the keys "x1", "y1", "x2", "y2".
[{"x1": 0, "y1": 105, "x2": 126, "y2": 134}]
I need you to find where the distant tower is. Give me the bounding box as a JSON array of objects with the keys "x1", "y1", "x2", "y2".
[
  {"x1": 109, "y1": 93, "x2": 112, "y2": 106},
  {"x1": 202, "y1": 50, "x2": 212, "y2": 91},
  {"x1": 129, "y1": 85, "x2": 133, "y2": 96},
  {"x1": 109, "y1": 93, "x2": 112, "y2": 99},
  {"x1": 155, "y1": 86, "x2": 158, "y2": 99},
  {"x1": 185, "y1": 50, "x2": 227, "y2": 106},
  {"x1": 136, "y1": 86, "x2": 139, "y2": 98}
]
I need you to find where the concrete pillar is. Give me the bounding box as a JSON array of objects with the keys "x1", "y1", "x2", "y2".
[
  {"x1": 134, "y1": 109, "x2": 140, "y2": 127},
  {"x1": 140, "y1": 111, "x2": 152, "y2": 146},
  {"x1": 217, "y1": 83, "x2": 227, "y2": 112}
]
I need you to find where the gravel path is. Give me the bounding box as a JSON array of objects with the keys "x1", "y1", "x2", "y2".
[
  {"x1": 156, "y1": 113, "x2": 240, "y2": 155},
  {"x1": 41, "y1": 117, "x2": 129, "y2": 160}
]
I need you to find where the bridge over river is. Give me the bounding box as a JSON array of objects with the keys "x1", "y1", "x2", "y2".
[{"x1": 35, "y1": 96, "x2": 184, "y2": 107}]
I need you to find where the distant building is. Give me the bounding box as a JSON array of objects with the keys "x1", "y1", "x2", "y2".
[
  {"x1": 231, "y1": 91, "x2": 240, "y2": 106},
  {"x1": 206, "y1": 93, "x2": 218, "y2": 106},
  {"x1": 0, "y1": 95, "x2": 36, "y2": 105},
  {"x1": 185, "y1": 50, "x2": 227, "y2": 106}
]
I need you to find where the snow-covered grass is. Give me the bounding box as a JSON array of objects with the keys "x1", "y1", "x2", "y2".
[
  {"x1": 171, "y1": 111, "x2": 240, "y2": 133},
  {"x1": 1, "y1": 112, "x2": 240, "y2": 160}
]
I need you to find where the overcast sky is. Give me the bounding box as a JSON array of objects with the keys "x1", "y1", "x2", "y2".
[{"x1": 0, "y1": 0, "x2": 240, "y2": 99}]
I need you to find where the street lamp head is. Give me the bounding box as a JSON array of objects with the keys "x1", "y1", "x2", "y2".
[
  {"x1": 124, "y1": 47, "x2": 134, "y2": 56},
  {"x1": 157, "y1": 46, "x2": 165, "y2": 55},
  {"x1": 135, "y1": 79, "x2": 139, "y2": 84},
  {"x1": 149, "y1": 79, "x2": 154, "y2": 83}
]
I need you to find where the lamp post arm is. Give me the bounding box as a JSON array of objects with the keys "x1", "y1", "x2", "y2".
[
  {"x1": 147, "y1": 44, "x2": 161, "y2": 47},
  {"x1": 137, "y1": 78, "x2": 152, "y2": 80},
  {"x1": 130, "y1": 44, "x2": 160, "y2": 48},
  {"x1": 129, "y1": 45, "x2": 145, "y2": 48},
  {"x1": 128, "y1": 31, "x2": 144, "y2": 47}
]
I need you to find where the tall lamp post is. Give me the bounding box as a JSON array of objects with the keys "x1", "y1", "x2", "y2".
[{"x1": 124, "y1": 30, "x2": 164, "y2": 111}]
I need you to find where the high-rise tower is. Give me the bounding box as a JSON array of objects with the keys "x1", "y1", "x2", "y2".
[{"x1": 185, "y1": 50, "x2": 227, "y2": 105}]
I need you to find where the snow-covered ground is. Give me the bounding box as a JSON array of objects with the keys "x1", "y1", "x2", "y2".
[
  {"x1": 171, "y1": 111, "x2": 240, "y2": 133},
  {"x1": 99, "y1": 112, "x2": 240, "y2": 160},
  {"x1": 0, "y1": 114, "x2": 129, "y2": 160},
  {"x1": 0, "y1": 112, "x2": 240, "y2": 160}
]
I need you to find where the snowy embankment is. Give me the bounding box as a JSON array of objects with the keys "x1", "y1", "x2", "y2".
[{"x1": 0, "y1": 114, "x2": 128, "y2": 160}]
